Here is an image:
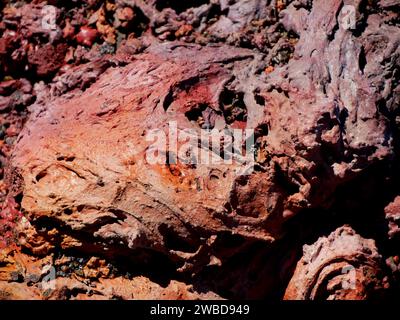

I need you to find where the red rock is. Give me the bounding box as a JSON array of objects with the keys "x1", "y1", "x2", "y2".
[
  {"x1": 27, "y1": 43, "x2": 68, "y2": 78},
  {"x1": 384, "y1": 196, "x2": 400, "y2": 239},
  {"x1": 1, "y1": 0, "x2": 399, "y2": 300},
  {"x1": 63, "y1": 20, "x2": 75, "y2": 40},
  {"x1": 76, "y1": 26, "x2": 99, "y2": 47},
  {"x1": 116, "y1": 7, "x2": 135, "y2": 22},
  {"x1": 264, "y1": 65, "x2": 274, "y2": 74},
  {"x1": 5, "y1": 125, "x2": 18, "y2": 137},
  {"x1": 175, "y1": 25, "x2": 193, "y2": 38}
]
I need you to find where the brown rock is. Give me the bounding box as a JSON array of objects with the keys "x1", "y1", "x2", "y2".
[
  {"x1": 284, "y1": 226, "x2": 385, "y2": 300},
  {"x1": 0, "y1": 249, "x2": 221, "y2": 300},
  {"x1": 27, "y1": 43, "x2": 68, "y2": 78},
  {"x1": 175, "y1": 24, "x2": 193, "y2": 38},
  {"x1": 10, "y1": 42, "x2": 274, "y2": 253},
  {"x1": 63, "y1": 20, "x2": 75, "y2": 40},
  {"x1": 83, "y1": 257, "x2": 109, "y2": 279},
  {"x1": 384, "y1": 196, "x2": 400, "y2": 239},
  {"x1": 2, "y1": 0, "x2": 399, "y2": 300}
]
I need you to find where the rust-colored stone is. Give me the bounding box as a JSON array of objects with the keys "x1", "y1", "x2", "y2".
[{"x1": 0, "y1": 0, "x2": 399, "y2": 300}]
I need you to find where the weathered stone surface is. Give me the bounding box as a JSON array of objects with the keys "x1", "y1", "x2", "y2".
[
  {"x1": 10, "y1": 42, "x2": 274, "y2": 251},
  {"x1": 0, "y1": 248, "x2": 221, "y2": 300},
  {"x1": 284, "y1": 226, "x2": 385, "y2": 300},
  {"x1": 1, "y1": 0, "x2": 399, "y2": 300},
  {"x1": 385, "y1": 196, "x2": 400, "y2": 239}
]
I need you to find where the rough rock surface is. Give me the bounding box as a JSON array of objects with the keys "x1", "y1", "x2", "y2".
[
  {"x1": 0, "y1": 247, "x2": 221, "y2": 300},
  {"x1": 284, "y1": 226, "x2": 385, "y2": 300},
  {"x1": 385, "y1": 196, "x2": 400, "y2": 239},
  {"x1": 0, "y1": 0, "x2": 399, "y2": 300}
]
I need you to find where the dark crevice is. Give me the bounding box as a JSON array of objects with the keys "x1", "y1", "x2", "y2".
[
  {"x1": 162, "y1": 87, "x2": 174, "y2": 111},
  {"x1": 185, "y1": 103, "x2": 217, "y2": 129},
  {"x1": 29, "y1": 215, "x2": 181, "y2": 287},
  {"x1": 359, "y1": 45, "x2": 367, "y2": 74},
  {"x1": 274, "y1": 163, "x2": 300, "y2": 196},
  {"x1": 158, "y1": 223, "x2": 200, "y2": 253},
  {"x1": 219, "y1": 88, "x2": 247, "y2": 125}
]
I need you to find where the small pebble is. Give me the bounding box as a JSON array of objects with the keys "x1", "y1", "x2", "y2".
[
  {"x1": 283, "y1": 209, "x2": 295, "y2": 219},
  {"x1": 63, "y1": 20, "x2": 75, "y2": 39},
  {"x1": 76, "y1": 26, "x2": 99, "y2": 47}
]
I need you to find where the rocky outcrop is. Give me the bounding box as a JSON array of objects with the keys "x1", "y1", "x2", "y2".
[
  {"x1": 284, "y1": 226, "x2": 386, "y2": 300},
  {"x1": 0, "y1": 248, "x2": 222, "y2": 300},
  {"x1": 0, "y1": 0, "x2": 399, "y2": 299},
  {"x1": 385, "y1": 196, "x2": 400, "y2": 239}
]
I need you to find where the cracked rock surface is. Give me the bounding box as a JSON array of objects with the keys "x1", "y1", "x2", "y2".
[{"x1": 0, "y1": 0, "x2": 399, "y2": 300}]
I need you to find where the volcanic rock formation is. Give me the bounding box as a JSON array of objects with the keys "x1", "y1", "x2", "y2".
[{"x1": 0, "y1": 0, "x2": 399, "y2": 300}]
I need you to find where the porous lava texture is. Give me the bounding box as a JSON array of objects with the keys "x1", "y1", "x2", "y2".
[{"x1": 0, "y1": 0, "x2": 399, "y2": 300}]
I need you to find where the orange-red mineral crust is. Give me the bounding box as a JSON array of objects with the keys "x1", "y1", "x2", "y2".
[{"x1": 0, "y1": 0, "x2": 399, "y2": 299}]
